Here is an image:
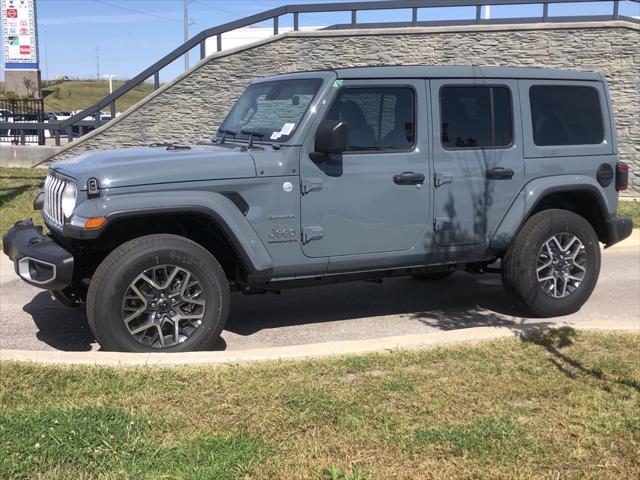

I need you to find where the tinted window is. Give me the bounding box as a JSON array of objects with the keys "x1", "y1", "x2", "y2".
[
  {"x1": 530, "y1": 86, "x2": 604, "y2": 146},
  {"x1": 440, "y1": 86, "x2": 513, "y2": 149},
  {"x1": 325, "y1": 87, "x2": 415, "y2": 151}
]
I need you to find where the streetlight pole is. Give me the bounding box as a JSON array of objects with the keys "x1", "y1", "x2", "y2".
[
  {"x1": 184, "y1": 0, "x2": 189, "y2": 71},
  {"x1": 103, "y1": 74, "x2": 117, "y2": 94}
]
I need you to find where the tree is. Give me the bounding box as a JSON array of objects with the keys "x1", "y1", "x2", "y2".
[{"x1": 22, "y1": 78, "x2": 37, "y2": 98}]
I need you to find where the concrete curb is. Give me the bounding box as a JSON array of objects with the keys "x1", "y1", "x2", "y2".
[{"x1": 1, "y1": 320, "x2": 637, "y2": 367}]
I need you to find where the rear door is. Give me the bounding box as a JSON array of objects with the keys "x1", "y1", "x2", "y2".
[{"x1": 430, "y1": 78, "x2": 524, "y2": 246}]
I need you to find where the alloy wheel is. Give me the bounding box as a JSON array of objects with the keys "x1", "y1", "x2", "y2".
[
  {"x1": 536, "y1": 233, "x2": 587, "y2": 299},
  {"x1": 121, "y1": 265, "x2": 206, "y2": 348}
]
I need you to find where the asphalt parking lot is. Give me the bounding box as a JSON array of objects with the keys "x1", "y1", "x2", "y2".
[{"x1": 1, "y1": 240, "x2": 638, "y2": 353}]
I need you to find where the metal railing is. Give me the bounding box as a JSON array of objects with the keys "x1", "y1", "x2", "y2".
[
  {"x1": 1, "y1": 0, "x2": 637, "y2": 146},
  {"x1": 0, "y1": 98, "x2": 45, "y2": 145}
]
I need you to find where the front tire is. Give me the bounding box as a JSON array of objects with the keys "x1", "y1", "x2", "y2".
[
  {"x1": 87, "y1": 234, "x2": 230, "y2": 352},
  {"x1": 501, "y1": 209, "x2": 600, "y2": 317}
]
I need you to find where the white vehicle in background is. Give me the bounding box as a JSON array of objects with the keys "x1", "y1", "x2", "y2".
[{"x1": 50, "y1": 112, "x2": 73, "y2": 121}]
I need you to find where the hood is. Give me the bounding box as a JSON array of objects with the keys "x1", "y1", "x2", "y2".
[{"x1": 52, "y1": 145, "x2": 257, "y2": 190}]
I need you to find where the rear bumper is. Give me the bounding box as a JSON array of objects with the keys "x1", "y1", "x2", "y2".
[
  {"x1": 2, "y1": 219, "x2": 74, "y2": 290},
  {"x1": 605, "y1": 216, "x2": 633, "y2": 247}
]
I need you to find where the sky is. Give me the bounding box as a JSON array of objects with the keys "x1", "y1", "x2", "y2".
[{"x1": 1, "y1": 0, "x2": 639, "y2": 82}]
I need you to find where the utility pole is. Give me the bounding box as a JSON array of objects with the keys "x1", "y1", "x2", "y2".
[
  {"x1": 184, "y1": 0, "x2": 189, "y2": 71},
  {"x1": 96, "y1": 46, "x2": 100, "y2": 80}
]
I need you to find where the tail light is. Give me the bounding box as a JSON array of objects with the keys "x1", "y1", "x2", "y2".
[{"x1": 616, "y1": 162, "x2": 629, "y2": 192}]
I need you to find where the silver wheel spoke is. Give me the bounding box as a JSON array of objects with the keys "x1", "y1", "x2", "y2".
[
  {"x1": 558, "y1": 277, "x2": 567, "y2": 298},
  {"x1": 130, "y1": 322, "x2": 156, "y2": 335},
  {"x1": 123, "y1": 284, "x2": 147, "y2": 325}
]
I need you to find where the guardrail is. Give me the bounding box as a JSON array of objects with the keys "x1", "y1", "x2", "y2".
[{"x1": 1, "y1": 0, "x2": 638, "y2": 146}]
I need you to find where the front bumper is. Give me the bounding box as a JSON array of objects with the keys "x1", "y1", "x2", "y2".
[
  {"x1": 2, "y1": 219, "x2": 74, "y2": 290},
  {"x1": 605, "y1": 216, "x2": 633, "y2": 248}
]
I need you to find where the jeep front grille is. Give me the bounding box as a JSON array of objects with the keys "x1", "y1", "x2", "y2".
[{"x1": 43, "y1": 175, "x2": 68, "y2": 228}]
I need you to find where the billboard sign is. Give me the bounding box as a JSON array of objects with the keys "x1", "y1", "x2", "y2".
[{"x1": 2, "y1": 0, "x2": 38, "y2": 69}]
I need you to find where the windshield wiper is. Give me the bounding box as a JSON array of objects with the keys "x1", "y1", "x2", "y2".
[
  {"x1": 240, "y1": 129, "x2": 265, "y2": 150},
  {"x1": 216, "y1": 128, "x2": 237, "y2": 145}
]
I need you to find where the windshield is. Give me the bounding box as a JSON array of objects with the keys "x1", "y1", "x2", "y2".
[{"x1": 217, "y1": 78, "x2": 323, "y2": 143}]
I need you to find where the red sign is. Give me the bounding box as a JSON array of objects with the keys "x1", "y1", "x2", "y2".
[
  {"x1": 6, "y1": 8, "x2": 18, "y2": 18},
  {"x1": 19, "y1": 45, "x2": 30, "y2": 54}
]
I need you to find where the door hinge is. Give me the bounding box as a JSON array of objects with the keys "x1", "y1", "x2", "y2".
[
  {"x1": 302, "y1": 225, "x2": 324, "y2": 244},
  {"x1": 434, "y1": 172, "x2": 453, "y2": 188},
  {"x1": 301, "y1": 178, "x2": 323, "y2": 195}
]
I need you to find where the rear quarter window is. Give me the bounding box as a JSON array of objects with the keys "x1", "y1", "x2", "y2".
[{"x1": 529, "y1": 85, "x2": 604, "y2": 146}]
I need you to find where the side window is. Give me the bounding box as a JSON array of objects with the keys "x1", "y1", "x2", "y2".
[
  {"x1": 529, "y1": 85, "x2": 604, "y2": 146},
  {"x1": 440, "y1": 86, "x2": 513, "y2": 149},
  {"x1": 324, "y1": 87, "x2": 415, "y2": 151}
]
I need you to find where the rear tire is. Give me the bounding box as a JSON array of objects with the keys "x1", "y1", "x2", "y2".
[
  {"x1": 87, "y1": 234, "x2": 230, "y2": 352},
  {"x1": 501, "y1": 209, "x2": 600, "y2": 317}
]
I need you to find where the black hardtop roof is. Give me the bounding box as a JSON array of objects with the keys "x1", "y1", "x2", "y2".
[
  {"x1": 335, "y1": 65, "x2": 602, "y2": 81},
  {"x1": 257, "y1": 65, "x2": 603, "y2": 82}
]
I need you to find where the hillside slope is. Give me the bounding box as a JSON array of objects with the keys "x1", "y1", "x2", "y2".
[{"x1": 41, "y1": 80, "x2": 155, "y2": 112}]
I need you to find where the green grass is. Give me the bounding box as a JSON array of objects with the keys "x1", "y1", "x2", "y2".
[
  {"x1": 1, "y1": 406, "x2": 268, "y2": 479},
  {"x1": 1, "y1": 330, "x2": 639, "y2": 479},
  {"x1": 40, "y1": 80, "x2": 155, "y2": 112},
  {"x1": 0, "y1": 167, "x2": 47, "y2": 241},
  {"x1": 618, "y1": 200, "x2": 640, "y2": 227}
]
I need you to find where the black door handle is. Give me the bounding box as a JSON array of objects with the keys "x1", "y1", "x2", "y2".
[
  {"x1": 486, "y1": 167, "x2": 515, "y2": 180},
  {"x1": 393, "y1": 171, "x2": 425, "y2": 185}
]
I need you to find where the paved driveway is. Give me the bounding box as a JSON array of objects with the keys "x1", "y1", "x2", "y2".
[{"x1": 1, "y1": 240, "x2": 638, "y2": 352}]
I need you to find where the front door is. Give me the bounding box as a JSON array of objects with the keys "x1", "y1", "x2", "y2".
[
  {"x1": 430, "y1": 79, "x2": 524, "y2": 246},
  {"x1": 300, "y1": 79, "x2": 429, "y2": 258}
]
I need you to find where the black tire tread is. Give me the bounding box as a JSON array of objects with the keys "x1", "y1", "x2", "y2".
[
  {"x1": 87, "y1": 234, "x2": 229, "y2": 351},
  {"x1": 502, "y1": 209, "x2": 600, "y2": 316}
]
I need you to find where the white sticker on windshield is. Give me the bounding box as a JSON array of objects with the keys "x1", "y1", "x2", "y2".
[
  {"x1": 280, "y1": 123, "x2": 295, "y2": 136},
  {"x1": 270, "y1": 132, "x2": 282, "y2": 140}
]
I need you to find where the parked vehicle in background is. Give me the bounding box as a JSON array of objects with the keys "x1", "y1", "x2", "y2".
[
  {"x1": 0, "y1": 109, "x2": 13, "y2": 137},
  {"x1": 51, "y1": 112, "x2": 73, "y2": 121},
  {"x1": 3, "y1": 66, "x2": 633, "y2": 352}
]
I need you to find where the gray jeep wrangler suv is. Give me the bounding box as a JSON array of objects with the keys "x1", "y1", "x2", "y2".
[{"x1": 3, "y1": 66, "x2": 633, "y2": 352}]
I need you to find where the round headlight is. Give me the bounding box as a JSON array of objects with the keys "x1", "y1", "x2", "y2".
[{"x1": 61, "y1": 183, "x2": 77, "y2": 218}]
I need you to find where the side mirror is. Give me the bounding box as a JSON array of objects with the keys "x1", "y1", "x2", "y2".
[{"x1": 314, "y1": 120, "x2": 349, "y2": 156}]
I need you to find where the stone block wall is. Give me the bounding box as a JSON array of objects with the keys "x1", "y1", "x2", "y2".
[{"x1": 52, "y1": 21, "x2": 640, "y2": 194}]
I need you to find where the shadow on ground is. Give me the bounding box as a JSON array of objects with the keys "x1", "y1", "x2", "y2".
[
  {"x1": 23, "y1": 291, "x2": 94, "y2": 351},
  {"x1": 225, "y1": 273, "x2": 532, "y2": 336},
  {"x1": 18, "y1": 272, "x2": 558, "y2": 352}
]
